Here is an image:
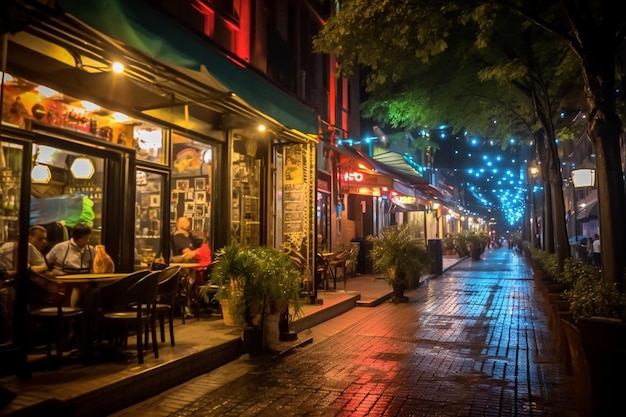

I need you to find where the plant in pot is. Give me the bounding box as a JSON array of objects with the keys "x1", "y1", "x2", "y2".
[
  {"x1": 443, "y1": 234, "x2": 456, "y2": 256},
  {"x1": 366, "y1": 224, "x2": 430, "y2": 303},
  {"x1": 561, "y1": 268, "x2": 626, "y2": 417},
  {"x1": 205, "y1": 243, "x2": 304, "y2": 353}
]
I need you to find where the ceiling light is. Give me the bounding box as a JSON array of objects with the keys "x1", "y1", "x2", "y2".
[{"x1": 111, "y1": 61, "x2": 125, "y2": 73}]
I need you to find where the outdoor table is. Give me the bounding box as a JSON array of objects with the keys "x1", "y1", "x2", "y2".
[
  {"x1": 53, "y1": 272, "x2": 129, "y2": 361},
  {"x1": 54, "y1": 272, "x2": 130, "y2": 285}
]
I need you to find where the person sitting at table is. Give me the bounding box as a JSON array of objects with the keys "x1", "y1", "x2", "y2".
[
  {"x1": 0, "y1": 225, "x2": 50, "y2": 274},
  {"x1": 45, "y1": 223, "x2": 96, "y2": 307},
  {"x1": 46, "y1": 223, "x2": 96, "y2": 276},
  {"x1": 172, "y1": 216, "x2": 202, "y2": 262}
]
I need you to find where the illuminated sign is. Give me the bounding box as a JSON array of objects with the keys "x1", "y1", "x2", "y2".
[
  {"x1": 342, "y1": 171, "x2": 393, "y2": 187},
  {"x1": 392, "y1": 196, "x2": 416, "y2": 205}
]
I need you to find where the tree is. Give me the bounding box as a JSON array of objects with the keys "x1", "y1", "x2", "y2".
[{"x1": 313, "y1": 0, "x2": 624, "y2": 285}]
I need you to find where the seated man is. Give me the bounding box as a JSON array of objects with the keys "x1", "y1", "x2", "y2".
[
  {"x1": 0, "y1": 225, "x2": 49, "y2": 274},
  {"x1": 45, "y1": 223, "x2": 96, "y2": 307},
  {"x1": 172, "y1": 217, "x2": 201, "y2": 262},
  {"x1": 46, "y1": 223, "x2": 96, "y2": 275}
]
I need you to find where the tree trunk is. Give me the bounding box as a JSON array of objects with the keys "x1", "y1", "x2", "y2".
[{"x1": 584, "y1": 55, "x2": 626, "y2": 287}]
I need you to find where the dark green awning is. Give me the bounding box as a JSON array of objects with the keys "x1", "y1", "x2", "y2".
[{"x1": 56, "y1": 0, "x2": 319, "y2": 135}]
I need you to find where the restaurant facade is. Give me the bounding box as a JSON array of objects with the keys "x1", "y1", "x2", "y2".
[{"x1": 0, "y1": 0, "x2": 332, "y2": 373}]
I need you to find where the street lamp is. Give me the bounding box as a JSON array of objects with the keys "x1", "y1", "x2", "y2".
[
  {"x1": 570, "y1": 158, "x2": 596, "y2": 245},
  {"x1": 528, "y1": 161, "x2": 540, "y2": 248}
]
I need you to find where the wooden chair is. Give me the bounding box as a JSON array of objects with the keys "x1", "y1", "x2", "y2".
[
  {"x1": 101, "y1": 271, "x2": 160, "y2": 364},
  {"x1": 154, "y1": 266, "x2": 181, "y2": 345},
  {"x1": 27, "y1": 271, "x2": 84, "y2": 368}
]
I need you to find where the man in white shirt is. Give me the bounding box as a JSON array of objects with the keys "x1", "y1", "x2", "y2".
[
  {"x1": 592, "y1": 233, "x2": 601, "y2": 266},
  {"x1": 46, "y1": 223, "x2": 96, "y2": 276},
  {"x1": 0, "y1": 225, "x2": 49, "y2": 273}
]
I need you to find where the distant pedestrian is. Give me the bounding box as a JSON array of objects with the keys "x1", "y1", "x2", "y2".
[{"x1": 592, "y1": 233, "x2": 601, "y2": 266}]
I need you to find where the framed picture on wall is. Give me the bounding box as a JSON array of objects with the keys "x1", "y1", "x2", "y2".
[
  {"x1": 149, "y1": 194, "x2": 160, "y2": 207},
  {"x1": 195, "y1": 191, "x2": 206, "y2": 203},
  {"x1": 184, "y1": 202, "x2": 194, "y2": 214},
  {"x1": 195, "y1": 204, "x2": 205, "y2": 217},
  {"x1": 170, "y1": 205, "x2": 177, "y2": 222},
  {"x1": 176, "y1": 179, "x2": 189, "y2": 191},
  {"x1": 171, "y1": 192, "x2": 178, "y2": 204},
  {"x1": 149, "y1": 208, "x2": 159, "y2": 220},
  {"x1": 194, "y1": 177, "x2": 205, "y2": 191},
  {"x1": 193, "y1": 218, "x2": 204, "y2": 232}
]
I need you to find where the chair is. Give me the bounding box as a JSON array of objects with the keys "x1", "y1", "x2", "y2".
[
  {"x1": 345, "y1": 243, "x2": 360, "y2": 278},
  {"x1": 315, "y1": 253, "x2": 330, "y2": 290},
  {"x1": 154, "y1": 266, "x2": 181, "y2": 345},
  {"x1": 101, "y1": 271, "x2": 160, "y2": 364},
  {"x1": 27, "y1": 271, "x2": 84, "y2": 368},
  {"x1": 328, "y1": 249, "x2": 350, "y2": 290}
]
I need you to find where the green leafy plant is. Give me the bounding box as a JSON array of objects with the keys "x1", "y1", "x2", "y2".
[
  {"x1": 564, "y1": 271, "x2": 626, "y2": 322},
  {"x1": 204, "y1": 243, "x2": 303, "y2": 328},
  {"x1": 366, "y1": 224, "x2": 430, "y2": 286}
]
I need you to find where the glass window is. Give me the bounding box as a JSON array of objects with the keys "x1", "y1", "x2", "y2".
[
  {"x1": 30, "y1": 145, "x2": 104, "y2": 249},
  {"x1": 134, "y1": 170, "x2": 166, "y2": 266},
  {"x1": 0, "y1": 141, "x2": 23, "y2": 347},
  {"x1": 171, "y1": 134, "x2": 213, "y2": 255},
  {"x1": 231, "y1": 136, "x2": 261, "y2": 247}
]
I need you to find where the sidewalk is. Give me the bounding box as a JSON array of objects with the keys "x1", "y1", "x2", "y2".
[{"x1": 0, "y1": 256, "x2": 464, "y2": 417}]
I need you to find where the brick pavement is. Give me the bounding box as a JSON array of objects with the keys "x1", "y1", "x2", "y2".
[{"x1": 111, "y1": 248, "x2": 579, "y2": 417}]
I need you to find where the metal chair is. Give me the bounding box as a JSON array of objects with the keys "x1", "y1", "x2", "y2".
[
  {"x1": 328, "y1": 249, "x2": 350, "y2": 290},
  {"x1": 27, "y1": 271, "x2": 84, "y2": 368},
  {"x1": 101, "y1": 271, "x2": 160, "y2": 364},
  {"x1": 154, "y1": 266, "x2": 181, "y2": 345}
]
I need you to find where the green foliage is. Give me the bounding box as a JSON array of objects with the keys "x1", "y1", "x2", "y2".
[
  {"x1": 205, "y1": 243, "x2": 303, "y2": 328},
  {"x1": 564, "y1": 271, "x2": 626, "y2": 322},
  {"x1": 443, "y1": 234, "x2": 455, "y2": 250},
  {"x1": 366, "y1": 224, "x2": 430, "y2": 286}
]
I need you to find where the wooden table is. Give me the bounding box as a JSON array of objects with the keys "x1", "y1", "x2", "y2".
[{"x1": 54, "y1": 272, "x2": 130, "y2": 284}]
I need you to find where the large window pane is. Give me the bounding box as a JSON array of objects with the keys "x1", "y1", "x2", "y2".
[
  {"x1": 0, "y1": 142, "x2": 23, "y2": 347},
  {"x1": 135, "y1": 170, "x2": 165, "y2": 265},
  {"x1": 30, "y1": 145, "x2": 104, "y2": 250},
  {"x1": 171, "y1": 134, "x2": 213, "y2": 256}
]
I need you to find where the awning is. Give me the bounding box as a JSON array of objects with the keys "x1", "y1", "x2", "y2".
[{"x1": 56, "y1": 0, "x2": 319, "y2": 135}]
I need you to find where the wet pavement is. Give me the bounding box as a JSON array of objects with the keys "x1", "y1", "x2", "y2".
[{"x1": 111, "y1": 248, "x2": 578, "y2": 417}]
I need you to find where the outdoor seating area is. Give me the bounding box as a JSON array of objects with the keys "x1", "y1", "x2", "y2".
[{"x1": 19, "y1": 261, "x2": 209, "y2": 370}]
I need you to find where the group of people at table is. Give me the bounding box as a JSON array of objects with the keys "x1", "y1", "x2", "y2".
[{"x1": 0, "y1": 216, "x2": 210, "y2": 310}]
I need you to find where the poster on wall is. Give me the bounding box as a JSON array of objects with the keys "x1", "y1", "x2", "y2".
[
  {"x1": 284, "y1": 183, "x2": 305, "y2": 233},
  {"x1": 284, "y1": 145, "x2": 304, "y2": 184}
]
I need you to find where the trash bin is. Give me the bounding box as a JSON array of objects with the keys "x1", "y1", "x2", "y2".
[
  {"x1": 428, "y1": 239, "x2": 443, "y2": 275},
  {"x1": 352, "y1": 237, "x2": 372, "y2": 274}
]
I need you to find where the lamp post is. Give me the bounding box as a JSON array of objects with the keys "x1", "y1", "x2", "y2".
[
  {"x1": 571, "y1": 159, "x2": 596, "y2": 252},
  {"x1": 528, "y1": 162, "x2": 540, "y2": 248}
]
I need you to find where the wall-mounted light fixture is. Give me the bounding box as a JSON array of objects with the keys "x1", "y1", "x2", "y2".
[
  {"x1": 31, "y1": 164, "x2": 52, "y2": 184},
  {"x1": 70, "y1": 157, "x2": 95, "y2": 179},
  {"x1": 571, "y1": 159, "x2": 596, "y2": 188}
]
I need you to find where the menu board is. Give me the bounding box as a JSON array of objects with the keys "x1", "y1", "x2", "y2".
[{"x1": 284, "y1": 183, "x2": 305, "y2": 233}]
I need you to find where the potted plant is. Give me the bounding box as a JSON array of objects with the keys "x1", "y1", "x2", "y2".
[
  {"x1": 366, "y1": 224, "x2": 430, "y2": 303},
  {"x1": 560, "y1": 263, "x2": 626, "y2": 417},
  {"x1": 204, "y1": 243, "x2": 304, "y2": 353},
  {"x1": 443, "y1": 234, "x2": 456, "y2": 256}
]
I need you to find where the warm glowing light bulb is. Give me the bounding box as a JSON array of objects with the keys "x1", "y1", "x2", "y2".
[{"x1": 111, "y1": 62, "x2": 125, "y2": 73}]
